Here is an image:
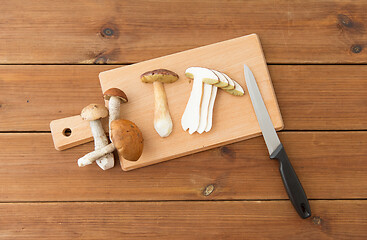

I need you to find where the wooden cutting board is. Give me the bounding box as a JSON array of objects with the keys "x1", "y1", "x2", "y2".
[{"x1": 50, "y1": 34, "x2": 284, "y2": 171}]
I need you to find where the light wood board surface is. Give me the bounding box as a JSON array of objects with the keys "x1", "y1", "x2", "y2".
[
  {"x1": 50, "y1": 116, "x2": 108, "y2": 150},
  {"x1": 51, "y1": 34, "x2": 283, "y2": 170}
]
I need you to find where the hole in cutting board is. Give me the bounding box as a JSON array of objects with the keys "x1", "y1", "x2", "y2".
[{"x1": 63, "y1": 128, "x2": 72, "y2": 137}]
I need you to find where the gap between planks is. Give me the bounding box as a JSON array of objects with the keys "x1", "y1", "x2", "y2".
[
  {"x1": 2, "y1": 63, "x2": 367, "y2": 66},
  {"x1": 1, "y1": 199, "x2": 367, "y2": 204},
  {"x1": 0, "y1": 130, "x2": 366, "y2": 134}
]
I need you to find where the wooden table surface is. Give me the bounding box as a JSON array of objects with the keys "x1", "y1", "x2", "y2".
[{"x1": 1, "y1": 1, "x2": 366, "y2": 239}]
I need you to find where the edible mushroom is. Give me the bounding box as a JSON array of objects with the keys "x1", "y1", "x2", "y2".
[
  {"x1": 80, "y1": 104, "x2": 114, "y2": 170},
  {"x1": 181, "y1": 67, "x2": 218, "y2": 134},
  {"x1": 223, "y1": 73, "x2": 245, "y2": 96},
  {"x1": 140, "y1": 69, "x2": 179, "y2": 137},
  {"x1": 103, "y1": 88, "x2": 128, "y2": 138},
  {"x1": 221, "y1": 72, "x2": 235, "y2": 90},
  {"x1": 78, "y1": 119, "x2": 144, "y2": 167}
]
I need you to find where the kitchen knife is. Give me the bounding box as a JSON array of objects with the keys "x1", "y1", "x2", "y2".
[{"x1": 244, "y1": 64, "x2": 311, "y2": 219}]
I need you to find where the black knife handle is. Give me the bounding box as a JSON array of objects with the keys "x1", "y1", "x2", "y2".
[{"x1": 270, "y1": 144, "x2": 311, "y2": 219}]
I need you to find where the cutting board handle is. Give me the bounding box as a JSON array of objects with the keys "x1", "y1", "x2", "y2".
[{"x1": 50, "y1": 115, "x2": 108, "y2": 150}]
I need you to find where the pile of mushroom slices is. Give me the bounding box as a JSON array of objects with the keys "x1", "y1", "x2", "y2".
[
  {"x1": 181, "y1": 67, "x2": 244, "y2": 134},
  {"x1": 77, "y1": 88, "x2": 144, "y2": 170}
]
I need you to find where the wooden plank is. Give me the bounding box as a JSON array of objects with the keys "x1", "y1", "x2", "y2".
[
  {"x1": 271, "y1": 65, "x2": 367, "y2": 130},
  {"x1": 0, "y1": 132, "x2": 366, "y2": 201},
  {"x1": 0, "y1": 65, "x2": 110, "y2": 131},
  {"x1": 0, "y1": 200, "x2": 366, "y2": 239},
  {"x1": 0, "y1": 65, "x2": 366, "y2": 131},
  {"x1": 1, "y1": 0, "x2": 367, "y2": 64}
]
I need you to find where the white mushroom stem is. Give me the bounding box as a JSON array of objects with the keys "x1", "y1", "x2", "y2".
[
  {"x1": 85, "y1": 120, "x2": 114, "y2": 170},
  {"x1": 153, "y1": 81, "x2": 173, "y2": 137},
  {"x1": 108, "y1": 96, "x2": 121, "y2": 139},
  {"x1": 205, "y1": 85, "x2": 218, "y2": 132},
  {"x1": 89, "y1": 120, "x2": 106, "y2": 149},
  {"x1": 197, "y1": 83, "x2": 213, "y2": 134},
  {"x1": 182, "y1": 67, "x2": 218, "y2": 134},
  {"x1": 78, "y1": 143, "x2": 115, "y2": 167},
  {"x1": 181, "y1": 74, "x2": 203, "y2": 133}
]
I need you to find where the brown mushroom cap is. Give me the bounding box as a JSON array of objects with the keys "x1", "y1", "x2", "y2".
[
  {"x1": 140, "y1": 69, "x2": 179, "y2": 83},
  {"x1": 110, "y1": 119, "x2": 144, "y2": 161},
  {"x1": 81, "y1": 104, "x2": 108, "y2": 121},
  {"x1": 103, "y1": 88, "x2": 128, "y2": 102}
]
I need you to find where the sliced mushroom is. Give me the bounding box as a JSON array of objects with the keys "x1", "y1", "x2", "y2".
[
  {"x1": 141, "y1": 69, "x2": 179, "y2": 138},
  {"x1": 103, "y1": 88, "x2": 128, "y2": 139},
  {"x1": 197, "y1": 83, "x2": 213, "y2": 134},
  {"x1": 221, "y1": 72, "x2": 235, "y2": 90},
  {"x1": 78, "y1": 119, "x2": 144, "y2": 168},
  {"x1": 223, "y1": 74, "x2": 245, "y2": 96},
  {"x1": 182, "y1": 67, "x2": 219, "y2": 134},
  {"x1": 206, "y1": 70, "x2": 244, "y2": 96},
  {"x1": 205, "y1": 85, "x2": 218, "y2": 132},
  {"x1": 211, "y1": 69, "x2": 228, "y2": 88},
  {"x1": 80, "y1": 104, "x2": 114, "y2": 170}
]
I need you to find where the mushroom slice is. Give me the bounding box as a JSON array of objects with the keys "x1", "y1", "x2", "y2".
[
  {"x1": 221, "y1": 72, "x2": 235, "y2": 90},
  {"x1": 211, "y1": 69, "x2": 228, "y2": 88},
  {"x1": 197, "y1": 83, "x2": 213, "y2": 134},
  {"x1": 216, "y1": 71, "x2": 244, "y2": 96},
  {"x1": 182, "y1": 67, "x2": 219, "y2": 134},
  {"x1": 205, "y1": 85, "x2": 218, "y2": 132},
  {"x1": 223, "y1": 74, "x2": 245, "y2": 96}
]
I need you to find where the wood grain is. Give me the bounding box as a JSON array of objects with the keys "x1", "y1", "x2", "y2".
[
  {"x1": 0, "y1": 65, "x2": 365, "y2": 131},
  {"x1": 52, "y1": 35, "x2": 285, "y2": 173},
  {"x1": 0, "y1": 65, "x2": 110, "y2": 131},
  {"x1": 0, "y1": 200, "x2": 366, "y2": 239},
  {"x1": 271, "y1": 65, "x2": 367, "y2": 130},
  {"x1": 50, "y1": 115, "x2": 109, "y2": 150},
  {"x1": 1, "y1": 0, "x2": 367, "y2": 64},
  {"x1": 1, "y1": 0, "x2": 366, "y2": 238},
  {"x1": 0, "y1": 132, "x2": 366, "y2": 201}
]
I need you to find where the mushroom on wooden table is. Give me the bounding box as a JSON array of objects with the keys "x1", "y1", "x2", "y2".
[
  {"x1": 78, "y1": 119, "x2": 144, "y2": 168},
  {"x1": 80, "y1": 104, "x2": 114, "y2": 170},
  {"x1": 140, "y1": 69, "x2": 179, "y2": 138},
  {"x1": 103, "y1": 88, "x2": 128, "y2": 139}
]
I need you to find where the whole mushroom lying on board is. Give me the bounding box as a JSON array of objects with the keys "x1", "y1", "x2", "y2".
[
  {"x1": 80, "y1": 104, "x2": 114, "y2": 170},
  {"x1": 140, "y1": 69, "x2": 179, "y2": 138},
  {"x1": 181, "y1": 67, "x2": 244, "y2": 134},
  {"x1": 78, "y1": 119, "x2": 144, "y2": 167}
]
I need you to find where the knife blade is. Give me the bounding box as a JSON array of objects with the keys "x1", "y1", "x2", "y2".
[{"x1": 244, "y1": 64, "x2": 311, "y2": 219}]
